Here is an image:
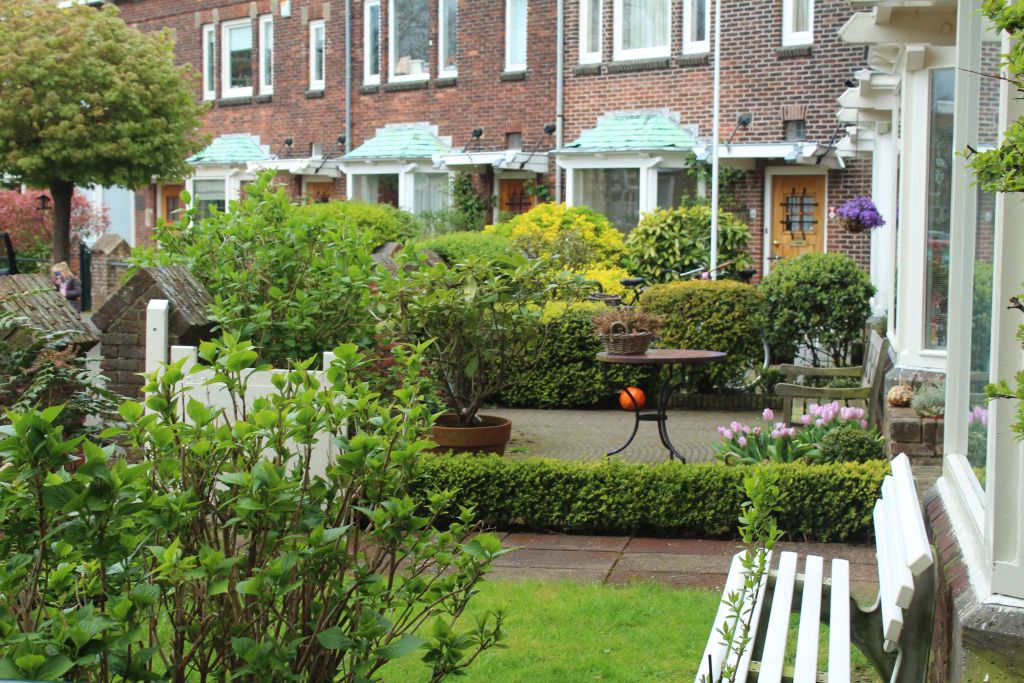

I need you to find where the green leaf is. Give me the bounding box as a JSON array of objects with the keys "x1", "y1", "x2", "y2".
[
  {"x1": 14, "y1": 654, "x2": 46, "y2": 673},
  {"x1": 316, "y1": 627, "x2": 354, "y2": 651},
  {"x1": 375, "y1": 633, "x2": 426, "y2": 660},
  {"x1": 35, "y1": 655, "x2": 74, "y2": 681}
]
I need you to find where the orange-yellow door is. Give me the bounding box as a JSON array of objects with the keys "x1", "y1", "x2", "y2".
[
  {"x1": 162, "y1": 184, "x2": 184, "y2": 223},
  {"x1": 770, "y1": 175, "x2": 826, "y2": 261},
  {"x1": 306, "y1": 181, "x2": 335, "y2": 203},
  {"x1": 499, "y1": 179, "x2": 535, "y2": 215}
]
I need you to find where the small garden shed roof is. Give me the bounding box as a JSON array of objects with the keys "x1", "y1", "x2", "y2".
[
  {"x1": 343, "y1": 124, "x2": 451, "y2": 161},
  {"x1": 561, "y1": 111, "x2": 698, "y2": 154},
  {"x1": 187, "y1": 134, "x2": 271, "y2": 165}
]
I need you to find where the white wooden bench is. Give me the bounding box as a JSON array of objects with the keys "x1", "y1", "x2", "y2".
[{"x1": 695, "y1": 453, "x2": 936, "y2": 683}]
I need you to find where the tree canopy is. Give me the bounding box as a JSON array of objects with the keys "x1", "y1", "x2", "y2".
[{"x1": 0, "y1": 0, "x2": 206, "y2": 262}]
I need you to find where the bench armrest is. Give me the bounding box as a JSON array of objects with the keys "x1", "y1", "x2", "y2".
[
  {"x1": 774, "y1": 383, "x2": 871, "y2": 399},
  {"x1": 777, "y1": 364, "x2": 863, "y2": 379}
]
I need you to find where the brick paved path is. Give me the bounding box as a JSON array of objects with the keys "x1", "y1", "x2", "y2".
[{"x1": 486, "y1": 407, "x2": 761, "y2": 464}]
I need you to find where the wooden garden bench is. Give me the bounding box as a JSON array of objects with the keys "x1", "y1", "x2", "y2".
[
  {"x1": 694, "y1": 453, "x2": 935, "y2": 683},
  {"x1": 775, "y1": 330, "x2": 891, "y2": 427}
]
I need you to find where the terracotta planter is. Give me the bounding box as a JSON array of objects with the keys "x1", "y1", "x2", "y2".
[{"x1": 431, "y1": 414, "x2": 512, "y2": 455}]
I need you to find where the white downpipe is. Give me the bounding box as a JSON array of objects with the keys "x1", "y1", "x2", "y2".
[
  {"x1": 555, "y1": 0, "x2": 565, "y2": 202},
  {"x1": 709, "y1": 0, "x2": 722, "y2": 278}
]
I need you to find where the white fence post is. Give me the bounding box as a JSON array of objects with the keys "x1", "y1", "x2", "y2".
[{"x1": 145, "y1": 299, "x2": 170, "y2": 376}]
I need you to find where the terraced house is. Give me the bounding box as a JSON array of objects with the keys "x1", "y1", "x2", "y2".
[{"x1": 107, "y1": 0, "x2": 878, "y2": 284}]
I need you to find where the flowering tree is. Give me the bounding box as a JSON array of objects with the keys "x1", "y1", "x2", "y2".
[{"x1": 0, "y1": 190, "x2": 109, "y2": 256}]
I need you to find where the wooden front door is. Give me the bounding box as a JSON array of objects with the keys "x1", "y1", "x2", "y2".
[
  {"x1": 305, "y1": 181, "x2": 334, "y2": 204},
  {"x1": 499, "y1": 179, "x2": 535, "y2": 215},
  {"x1": 769, "y1": 175, "x2": 826, "y2": 262},
  {"x1": 162, "y1": 184, "x2": 184, "y2": 223}
]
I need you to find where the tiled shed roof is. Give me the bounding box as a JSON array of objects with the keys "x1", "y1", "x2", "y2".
[
  {"x1": 561, "y1": 112, "x2": 698, "y2": 154},
  {"x1": 343, "y1": 124, "x2": 450, "y2": 160},
  {"x1": 187, "y1": 134, "x2": 271, "y2": 164}
]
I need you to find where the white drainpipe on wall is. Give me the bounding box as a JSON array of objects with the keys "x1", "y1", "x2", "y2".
[
  {"x1": 344, "y1": 0, "x2": 352, "y2": 155},
  {"x1": 555, "y1": 0, "x2": 564, "y2": 203}
]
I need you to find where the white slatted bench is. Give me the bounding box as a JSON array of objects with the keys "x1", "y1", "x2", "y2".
[{"x1": 695, "y1": 454, "x2": 936, "y2": 683}]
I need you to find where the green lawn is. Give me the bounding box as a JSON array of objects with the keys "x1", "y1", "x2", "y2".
[{"x1": 380, "y1": 579, "x2": 882, "y2": 683}]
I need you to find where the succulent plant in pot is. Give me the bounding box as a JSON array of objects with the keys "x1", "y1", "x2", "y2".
[
  {"x1": 593, "y1": 307, "x2": 664, "y2": 355},
  {"x1": 382, "y1": 253, "x2": 587, "y2": 454}
]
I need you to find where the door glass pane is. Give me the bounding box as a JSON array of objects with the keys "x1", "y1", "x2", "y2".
[
  {"x1": 368, "y1": 4, "x2": 381, "y2": 77},
  {"x1": 228, "y1": 25, "x2": 253, "y2": 88},
  {"x1": 508, "y1": 0, "x2": 528, "y2": 67},
  {"x1": 622, "y1": 0, "x2": 668, "y2": 51},
  {"x1": 442, "y1": 0, "x2": 457, "y2": 72},
  {"x1": 576, "y1": 168, "x2": 640, "y2": 232},
  {"x1": 924, "y1": 68, "x2": 955, "y2": 350},
  {"x1": 393, "y1": 0, "x2": 430, "y2": 76},
  {"x1": 194, "y1": 180, "x2": 226, "y2": 220}
]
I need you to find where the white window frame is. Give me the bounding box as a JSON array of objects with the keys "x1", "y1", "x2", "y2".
[
  {"x1": 612, "y1": 0, "x2": 671, "y2": 61},
  {"x1": 505, "y1": 0, "x2": 528, "y2": 72},
  {"x1": 682, "y1": 0, "x2": 709, "y2": 55},
  {"x1": 439, "y1": 0, "x2": 458, "y2": 76},
  {"x1": 259, "y1": 14, "x2": 274, "y2": 95},
  {"x1": 579, "y1": 0, "x2": 602, "y2": 64},
  {"x1": 782, "y1": 0, "x2": 814, "y2": 47},
  {"x1": 389, "y1": 0, "x2": 431, "y2": 83},
  {"x1": 221, "y1": 18, "x2": 254, "y2": 99},
  {"x1": 309, "y1": 20, "x2": 326, "y2": 91},
  {"x1": 341, "y1": 162, "x2": 449, "y2": 214},
  {"x1": 364, "y1": 0, "x2": 381, "y2": 85},
  {"x1": 202, "y1": 24, "x2": 216, "y2": 101}
]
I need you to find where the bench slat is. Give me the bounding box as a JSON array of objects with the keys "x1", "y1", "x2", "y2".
[
  {"x1": 890, "y1": 454, "x2": 934, "y2": 575},
  {"x1": 828, "y1": 559, "x2": 851, "y2": 683},
  {"x1": 793, "y1": 555, "x2": 823, "y2": 683},
  {"x1": 758, "y1": 551, "x2": 798, "y2": 683},
  {"x1": 881, "y1": 476, "x2": 916, "y2": 608},
  {"x1": 733, "y1": 550, "x2": 774, "y2": 683},
  {"x1": 693, "y1": 553, "x2": 752, "y2": 683},
  {"x1": 873, "y1": 499, "x2": 904, "y2": 643}
]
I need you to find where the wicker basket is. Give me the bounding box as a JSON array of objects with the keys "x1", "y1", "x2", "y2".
[{"x1": 600, "y1": 321, "x2": 654, "y2": 355}]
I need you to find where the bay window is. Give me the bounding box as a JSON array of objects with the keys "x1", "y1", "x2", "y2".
[
  {"x1": 683, "y1": 0, "x2": 709, "y2": 55},
  {"x1": 579, "y1": 0, "x2": 602, "y2": 64},
  {"x1": 577, "y1": 169, "x2": 640, "y2": 232},
  {"x1": 440, "y1": 0, "x2": 457, "y2": 75},
  {"x1": 193, "y1": 179, "x2": 226, "y2": 220},
  {"x1": 414, "y1": 173, "x2": 451, "y2": 213},
  {"x1": 506, "y1": 0, "x2": 528, "y2": 71},
  {"x1": 390, "y1": 0, "x2": 430, "y2": 81},
  {"x1": 202, "y1": 24, "x2": 215, "y2": 100},
  {"x1": 259, "y1": 15, "x2": 274, "y2": 95},
  {"x1": 221, "y1": 19, "x2": 253, "y2": 98},
  {"x1": 782, "y1": 0, "x2": 813, "y2": 47},
  {"x1": 613, "y1": 0, "x2": 670, "y2": 61},
  {"x1": 365, "y1": 1, "x2": 381, "y2": 85},
  {"x1": 309, "y1": 20, "x2": 326, "y2": 91}
]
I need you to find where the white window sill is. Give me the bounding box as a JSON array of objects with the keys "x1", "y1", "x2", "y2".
[
  {"x1": 259, "y1": 87, "x2": 274, "y2": 96},
  {"x1": 579, "y1": 54, "x2": 601, "y2": 65},
  {"x1": 440, "y1": 69, "x2": 458, "y2": 78},
  {"x1": 222, "y1": 87, "x2": 253, "y2": 99},
  {"x1": 309, "y1": 83, "x2": 325, "y2": 92},
  {"x1": 504, "y1": 64, "x2": 527, "y2": 73},
  {"x1": 364, "y1": 76, "x2": 381, "y2": 86},
  {"x1": 389, "y1": 73, "x2": 431, "y2": 83},
  {"x1": 203, "y1": 92, "x2": 216, "y2": 101},
  {"x1": 782, "y1": 36, "x2": 814, "y2": 48},
  {"x1": 682, "y1": 45, "x2": 709, "y2": 56},
  {"x1": 612, "y1": 47, "x2": 670, "y2": 62}
]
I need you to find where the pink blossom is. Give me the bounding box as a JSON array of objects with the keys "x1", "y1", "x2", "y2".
[
  {"x1": 738, "y1": 436, "x2": 748, "y2": 447},
  {"x1": 722, "y1": 428, "x2": 734, "y2": 440},
  {"x1": 731, "y1": 421, "x2": 743, "y2": 433},
  {"x1": 762, "y1": 408, "x2": 774, "y2": 421},
  {"x1": 752, "y1": 426, "x2": 762, "y2": 435},
  {"x1": 701, "y1": 271, "x2": 710, "y2": 280},
  {"x1": 815, "y1": 419, "x2": 824, "y2": 427},
  {"x1": 800, "y1": 414, "x2": 812, "y2": 425},
  {"x1": 860, "y1": 419, "x2": 869, "y2": 429}
]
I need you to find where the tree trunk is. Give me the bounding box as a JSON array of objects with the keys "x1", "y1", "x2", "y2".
[{"x1": 49, "y1": 179, "x2": 74, "y2": 265}]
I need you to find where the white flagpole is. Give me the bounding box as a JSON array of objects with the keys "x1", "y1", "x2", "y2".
[{"x1": 709, "y1": 0, "x2": 722, "y2": 279}]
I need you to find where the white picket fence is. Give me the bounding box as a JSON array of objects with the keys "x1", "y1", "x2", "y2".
[{"x1": 145, "y1": 299, "x2": 337, "y2": 477}]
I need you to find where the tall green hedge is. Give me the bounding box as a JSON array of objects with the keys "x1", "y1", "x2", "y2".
[
  {"x1": 499, "y1": 302, "x2": 656, "y2": 408},
  {"x1": 296, "y1": 200, "x2": 419, "y2": 247},
  {"x1": 640, "y1": 280, "x2": 767, "y2": 392},
  {"x1": 413, "y1": 455, "x2": 886, "y2": 542}
]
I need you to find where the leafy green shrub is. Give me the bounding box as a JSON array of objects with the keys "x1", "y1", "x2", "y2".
[
  {"x1": 296, "y1": 199, "x2": 419, "y2": 247},
  {"x1": 911, "y1": 379, "x2": 946, "y2": 418},
  {"x1": 499, "y1": 302, "x2": 656, "y2": 408},
  {"x1": 0, "y1": 338, "x2": 506, "y2": 682},
  {"x1": 820, "y1": 424, "x2": 886, "y2": 463},
  {"x1": 413, "y1": 455, "x2": 887, "y2": 542},
  {"x1": 418, "y1": 231, "x2": 518, "y2": 263},
  {"x1": 132, "y1": 172, "x2": 380, "y2": 366},
  {"x1": 486, "y1": 203, "x2": 625, "y2": 269},
  {"x1": 624, "y1": 204, "x2": 752, "y2": 282},
  {"x1": 759, "y1": 252, "x2": 875, "y2": 366},
  {"x1": 640, "y1": 280, "x2": 767, "y2": 391}
]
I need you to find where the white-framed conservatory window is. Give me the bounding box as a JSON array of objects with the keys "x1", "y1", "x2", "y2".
[
  {"x1": 193, "y1": 179, "x2": 227, "y2": 220},
  {"x1": 259, "y1": 15, "x2": 274, "y2": 95},
  {"x1": 309, "y1": 20, "x2": 326, "y2": 91},
  {"x1": 613, "y1": 0, "x2": 670, "y2": 61},
  {"x1": 576, "y1": 168, "x2": 641, "y2": 232},
  {"x1": 365, "y1": 1, "x2": 381, "y2": 85},
  {"x1": 579, "y1": 0, "x2": 602, "y2": 64},
  {"x1": 202, "y1": 24, "x2": 216, "y2": 100},
  {"x1": 439, "y1": 0, "x2": 457, "y2": 75},
  {"x1": 782, "y1": 0, "x2": 813, "y2": 47},
  {"x1": 683, "y1": 0, "x2": 709, "y2": 55},
  {"x1": 414, "y1": 173, "x2": 451, "y2": 213},
  {"x1": 506, "y1": 0, "x2": 528, "y2": 71},
  {"x1": 390, "y1": 0, "x2": 431, "y2": 82},
  {"x1": 221, "y1": 19, "x2": 254, "y2": 98}
]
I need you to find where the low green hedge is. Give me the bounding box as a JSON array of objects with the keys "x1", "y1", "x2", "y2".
[
  {"x1": 417, "y1": 232, "x2": 518, "y2": 263},
  {"x1": 499, "y1": 302, "x2": 656, "y2": 408},
  {"x1": 414, "y1": 455, "x2": 886, "y2": 542}
]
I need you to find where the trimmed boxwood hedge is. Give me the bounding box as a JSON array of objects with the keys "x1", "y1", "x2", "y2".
[{"x1": 413, "y1": 455, "x2": 886, "y2": 542}]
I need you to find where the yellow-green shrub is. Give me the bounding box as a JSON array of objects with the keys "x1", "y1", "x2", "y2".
[
  {"x1": 582, "y1": 264, "x2": 631, "y2": 296},
  {"x1": 486, "y1": 203, "x2": 625, "y2": 269}
]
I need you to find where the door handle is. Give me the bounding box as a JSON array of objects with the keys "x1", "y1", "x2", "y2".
[{"x1": 772, "y1": 240, "x2": 781, "y2": 246}]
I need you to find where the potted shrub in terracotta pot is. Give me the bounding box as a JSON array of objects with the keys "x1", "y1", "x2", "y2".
[{"x1": 384, "y1": 254, "x2": 584, "y2": 454}]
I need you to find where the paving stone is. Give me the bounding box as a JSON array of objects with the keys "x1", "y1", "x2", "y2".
[
  {"x1": 503, "y1": 532, "x2": 630, "y2": 552},
  {"x1": 606, "y1": 569, "x2": 727, "y2": 589},
  {"x1": 493, "y1": 548, "x2": 620, "y2": 571},
  {"x1": 775, "y1": 541, "x2": 877, "y2": 566},
  {"x1": 617, "y1": 552, "x2": 733, "y2": 575},
  {"x1": 486, "y1": 566, "x2": 609, "y2": 583},
  {"x1": 625, "y1": 537, "x2": 743, "y2": 555}
]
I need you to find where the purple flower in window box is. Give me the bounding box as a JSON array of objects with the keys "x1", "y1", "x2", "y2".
[{"x1": 836, "y1": 195, "x2": 886, "y2": 233}]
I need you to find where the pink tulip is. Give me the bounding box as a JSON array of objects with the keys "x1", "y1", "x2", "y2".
[
  {"x1": 762, "y1": 408, "x2": 774, "y2": 421},
  {"x1": 738, "y1": 436, "x2": 748, "y2": 447},
  {"x1": 860, "y1": 419, "x2": 869, "y2": 429}
]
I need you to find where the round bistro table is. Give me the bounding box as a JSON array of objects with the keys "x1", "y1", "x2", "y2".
[{"x1": 596, "y1": 349, "x2": 727, "y2": 463}]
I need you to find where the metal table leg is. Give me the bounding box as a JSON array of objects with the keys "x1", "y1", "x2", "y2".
[{"x1": 606, "y1": 364, "x2": 685, "y2": 463}]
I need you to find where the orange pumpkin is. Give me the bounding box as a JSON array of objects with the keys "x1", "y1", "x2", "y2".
[{"x1": 619, "y1": 387, "x2": 646, "y2": 411}]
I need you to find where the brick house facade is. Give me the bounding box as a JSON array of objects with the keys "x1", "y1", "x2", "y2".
[{"x1": 115, "y1": 0, "x2": 872, "y2": 276}]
